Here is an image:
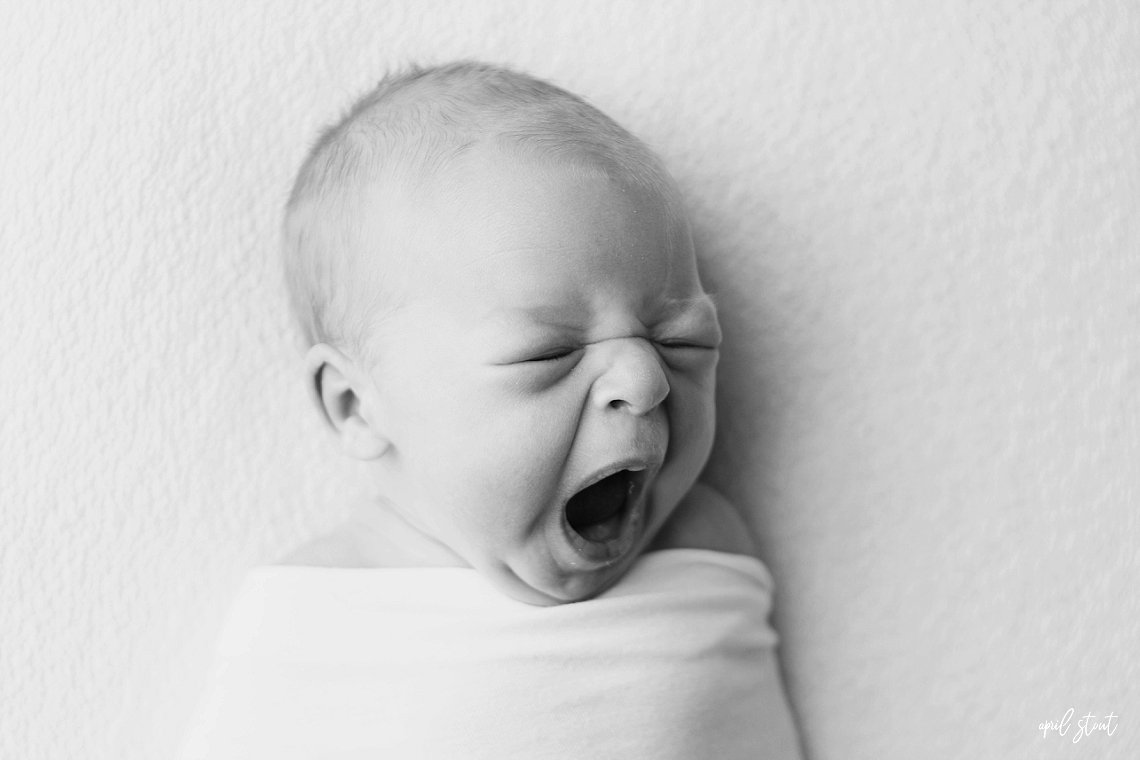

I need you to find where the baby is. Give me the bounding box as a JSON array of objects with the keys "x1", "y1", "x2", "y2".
[{"x1": 181, "y1": 62, "x2": 801, "y2": 759}]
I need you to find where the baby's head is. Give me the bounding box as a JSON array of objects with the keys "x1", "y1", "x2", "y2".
[{"x1": 283, "y1": 62, "x2": 722, "y2": 604}]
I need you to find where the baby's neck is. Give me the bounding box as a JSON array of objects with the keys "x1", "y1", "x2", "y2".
[{"x1": 279, "y1": 498, "x2": 467, "y2": 569}]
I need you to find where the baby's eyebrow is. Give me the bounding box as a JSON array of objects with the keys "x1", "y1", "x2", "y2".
[
  {"x1": 487, "y1": 304, "x2": 586, "y2": 332},
  {"x1": 484, "y1": 295, "x2": 718, "y2": 332}
]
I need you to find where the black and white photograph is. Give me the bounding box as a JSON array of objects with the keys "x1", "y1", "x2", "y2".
[{"x1": 2, "y1": 2, "x2": 1137, "y2": 758}]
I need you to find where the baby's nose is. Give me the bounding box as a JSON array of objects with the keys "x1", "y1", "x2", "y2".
[{"x1": 590, "y1": 338, "x2": 670, "y2": 416}]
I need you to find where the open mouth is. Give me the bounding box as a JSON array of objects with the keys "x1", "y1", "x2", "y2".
[
  {"x1": 566, "y1": 470, "x2": 632, "y2": 540},
  {"x1": 561, "y1": 468, "x2": 645, "y2": 563}
]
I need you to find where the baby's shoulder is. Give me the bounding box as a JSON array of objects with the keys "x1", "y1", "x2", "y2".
[
  {"x1": 648, "y1": 482, "x2": 758, "y2": 557},
  {"x1": 277, "y1": 509, "x2": 463, "y2": 568},
  {"x1": 277, "y1": 523, "x2": 381, "y2": 567}
]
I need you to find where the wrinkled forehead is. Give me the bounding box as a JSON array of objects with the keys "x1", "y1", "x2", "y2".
[
  {"x1": 349, "y1": 143, "x2": 689, "y2": 276},
  {"x1": 317, "y1": 147, "x2": 703, "y2": 361}
]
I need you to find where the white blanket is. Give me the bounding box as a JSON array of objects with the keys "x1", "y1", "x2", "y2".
[{"x1": 179, "y1": 548, "x2": 801, "y2": 759}]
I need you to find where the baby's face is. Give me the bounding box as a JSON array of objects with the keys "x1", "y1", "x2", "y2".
[{"x1": 355, "y1": 149, "x2": 720, "y2": 604}]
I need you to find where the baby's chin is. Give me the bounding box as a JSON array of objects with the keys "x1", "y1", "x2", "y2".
[
  {"x1": 491, "y1": 512, "x2": 656, "y2": 607},
  {"x1": 496, "y1": 473, "x2": 705, "y2": 605},
  {"x1": 492, "y1": 555, "x2": 642, "y2": 606}
]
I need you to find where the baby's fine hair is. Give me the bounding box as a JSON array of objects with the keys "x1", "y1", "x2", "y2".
[{"x1": 282, "y1": 60, "x2": 680, "y2": 354}]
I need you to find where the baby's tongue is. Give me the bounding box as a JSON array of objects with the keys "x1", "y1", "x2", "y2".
[{"x1": 566, "y1": 472, "x2": 628, "y2": 541}]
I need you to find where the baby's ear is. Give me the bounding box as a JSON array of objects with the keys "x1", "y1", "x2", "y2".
[{"x1": 305, "y1": 343, "x2": 390, "y2": 460}]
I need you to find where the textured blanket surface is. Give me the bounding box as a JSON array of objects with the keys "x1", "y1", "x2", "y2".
[{"x1": 179, "y1": 549, "x2": 800, "y2": 759}]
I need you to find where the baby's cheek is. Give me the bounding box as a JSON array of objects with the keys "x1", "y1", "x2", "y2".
[
  {"x1": 671, "y1": 372, "x2": 717, "y2": 453},
  {"x1": 655, "y1": 382, "x2": 715, "y2": 495},
  {"x1": 452, "y1": 394, "x2": 578, "y2": 483}
]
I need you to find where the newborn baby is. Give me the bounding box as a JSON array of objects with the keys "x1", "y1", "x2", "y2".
[{"x1": 180, "y1": 61, "x2": 801, "y2": 759}]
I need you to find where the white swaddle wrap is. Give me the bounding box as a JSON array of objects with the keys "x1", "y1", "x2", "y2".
[{"x1": 179, "y1": 548, "x2": 801, "y2": 759}]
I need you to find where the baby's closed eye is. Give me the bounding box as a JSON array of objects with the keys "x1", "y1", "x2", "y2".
[
  {"x1": 523, "y1": 346, "x2": 583, "y2": 363},
  {"x1": 655, "y1": 337, "x2": 717, "y2": 350}
]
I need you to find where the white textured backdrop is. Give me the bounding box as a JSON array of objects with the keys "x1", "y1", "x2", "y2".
[{"x1": 3, "y1": 2, "x2": 1137, "y2": 758}]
